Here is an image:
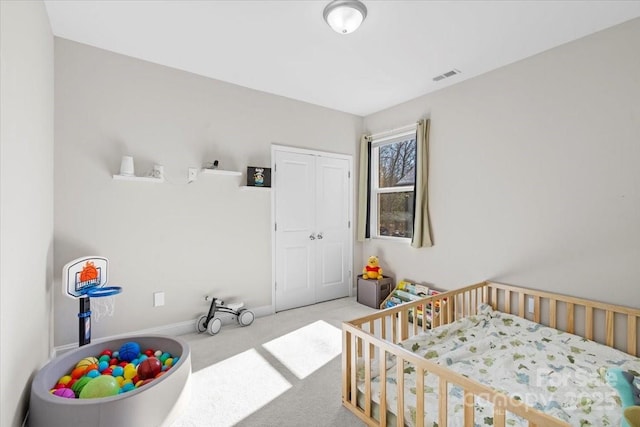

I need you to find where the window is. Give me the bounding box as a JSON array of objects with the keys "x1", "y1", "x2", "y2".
[{"x1": 370, "y1": 129, "x2": 417, "y2": 239}]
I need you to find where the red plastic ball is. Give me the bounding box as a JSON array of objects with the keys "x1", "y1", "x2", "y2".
[
  {"x1": 137, "y1": 357, "x2": 162, "y2": 380},
  {"x1": 144, "y1": 349, "x2": 155, "y2": 357},
  {"x1": 100, "y1": 349, "x2": 113, "y2": 357}
]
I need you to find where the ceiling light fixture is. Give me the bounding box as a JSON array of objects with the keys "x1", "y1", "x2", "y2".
[{"x1": 323, "y1": 0, "x2": 367, "y2": 35}]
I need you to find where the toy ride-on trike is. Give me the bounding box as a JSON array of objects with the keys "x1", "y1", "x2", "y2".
[{"x1": 196, "y1": 296, "x2": 255, "y2": 335}]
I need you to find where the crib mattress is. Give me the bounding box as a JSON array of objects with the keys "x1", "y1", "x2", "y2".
[{"x1": 357, "y1": 304, "x2": 640, "y2": 426}]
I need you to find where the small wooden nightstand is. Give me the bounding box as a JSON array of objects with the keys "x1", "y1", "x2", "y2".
[{"x1": 357, "y1": 276, "x2": 394, "y2": 309}]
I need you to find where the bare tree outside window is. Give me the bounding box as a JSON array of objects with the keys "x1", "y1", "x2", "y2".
[{"x1": 371, "y1": 135, "x2": 416, "y2": 239}]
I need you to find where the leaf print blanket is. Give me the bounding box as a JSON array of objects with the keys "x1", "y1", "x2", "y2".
[{"x1": 358, "y1": 304, "x2": 640, "y2": 426}]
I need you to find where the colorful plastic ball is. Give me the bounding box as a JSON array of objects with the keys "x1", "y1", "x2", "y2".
[
  {"x1": 144, "y1": 349, "x2": 154, "y2": 357},
  {"x1": 102, "y1": 368, "x2": 113, "y2": 376},
  {"x1": 112, "y1": 351, "x2": 119, "y2": 358},
  {"x1": 159, "y1": 352, "x2": 170, "y2": 363},
  {"x1": 111, "y1": 366, "x2": 124, "y2": 377},
  {"x1": 138, "y1": 354, "x2": 148, "y2": 363},
  {"x1": 53, "y1": 388, "x2": 76, "y2": 399},
  {"x1": 75, "y1": 357, "x2": 99, "y2": 369},
  {"x1": 154, "y1": 350, "x2": 162, "y2": 357},
  {"x1": 98, "y1": 354, "x2": 110, "y2": 363},
  {"x1": 164, "y1": 358, "x2": 173, "y2": 367},
  {"x1": 100, "y1": 349, "x2": 113, "y2": 357},
  {"x1": 57, "y1": 375, "x2": 72, "y2": 386},
  {"x1": 137, "y1": 357, "x2": 162, "y2": 380},
  {"x1": 123, "y1": 366, "x2": 136, "y2": 380},
  {"x1": 70, "y1": 366, "x2": 87, "y2": 380},
  {"x1": 98, "y1": 360, "x2": 109, "y2": 372},
  {"x1": 71, "y1": 376, "x2": 92, "y2": 396},
  {"x1": 121, "y1": 382, "x2": 135, "y2": 393},
  {"x1": 79, "y1": 375, "x2": 120, "y2": 399},
  {"x1": 86, "y1": 369, "x2": 100, "y2": 379},
  {"x1": 109, "y1": 358, "x2": 119, "y2": 366},
  {"x1": 119, "y1": 342, "x2": 141, "y2": 362}
]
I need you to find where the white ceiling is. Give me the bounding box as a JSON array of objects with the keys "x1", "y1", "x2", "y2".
[{"x1": 44, "y1": 1, "x2": 640, "y2": 117}]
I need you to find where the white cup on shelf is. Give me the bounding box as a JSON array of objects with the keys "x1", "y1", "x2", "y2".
[{"x1": 119, "y1": 156, "x2": 135, "y2": 176}]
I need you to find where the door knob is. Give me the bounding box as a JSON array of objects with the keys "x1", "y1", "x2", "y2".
[
  {"x1": 317, "y1": 232, "x2": 323, "y2": 240},
  {"x1": 309, "y1": 233, "x2": 316, "y2": 240}
]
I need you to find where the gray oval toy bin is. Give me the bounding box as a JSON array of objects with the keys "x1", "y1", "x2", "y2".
[{"x1": 29, "y1": 335, "x2": 191, "y2": 427}]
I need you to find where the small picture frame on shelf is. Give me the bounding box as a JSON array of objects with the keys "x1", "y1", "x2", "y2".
[{"x1": 247, "y1": 166, "x2": 271, "y2": 187}]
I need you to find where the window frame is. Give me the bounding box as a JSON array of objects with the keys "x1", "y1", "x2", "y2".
[{"x1": 369, "y1": 128, "x2": 417, "y2": 241}]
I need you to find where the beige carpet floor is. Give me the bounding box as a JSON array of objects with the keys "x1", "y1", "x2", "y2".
[{"x1": 171, "y1": 296, "x2": 376, "y2": 427}]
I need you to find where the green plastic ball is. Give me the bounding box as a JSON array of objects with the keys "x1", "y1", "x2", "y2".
[{"x1": 79, "y1": 375, "x2": 120, "y2": 399}]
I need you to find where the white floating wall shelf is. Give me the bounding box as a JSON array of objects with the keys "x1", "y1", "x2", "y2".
[
  {"x1": 113, "y1": 174, "x2": 164, "y2": 183},
  {"x1": 201, "y1": 169, "x2": 242, "y2": 176}
]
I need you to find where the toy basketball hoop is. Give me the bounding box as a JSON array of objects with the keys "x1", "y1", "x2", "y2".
[{"x1": 63, "y1": 256, "x2": 122, "y2": 346}]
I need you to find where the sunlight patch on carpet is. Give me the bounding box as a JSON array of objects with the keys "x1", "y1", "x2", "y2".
[
  {"x1": 171, "y1": 348, "x2": 291, "y2": 427},
  {"x1": 262, "y1": 320, "x2": 341, "y2": 379}
]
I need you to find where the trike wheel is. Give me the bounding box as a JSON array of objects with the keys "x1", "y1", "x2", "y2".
[
  {"x1": 196, "y1": 314, "x2": 208, "y2": 333},
  {"x1": 207, "y1": 317, "x2": 222, "y2": 335},
  {"x1": 238, "y1": 309, "x2": 255, "y2": 326}
]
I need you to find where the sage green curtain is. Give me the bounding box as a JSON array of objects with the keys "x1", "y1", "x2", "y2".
[
  {"x1": 357, "y1": 134, "x2": 371, "y2": 242},
  {"x1": 411, "y1": 119, "x2": 433, "y2": 248}
]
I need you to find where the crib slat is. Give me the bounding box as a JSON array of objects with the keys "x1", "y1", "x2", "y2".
[
  {"x1": 439, "y1": 378, "x2": 447, "y2": 427},
  {"x1": 381, "y1": 314, "x2": 387, "y2": 341},
  {"x1": 585, "y1": 306, "x2": 593, "y2": 340},
  {"x1": 606, "y1": 311, "x2": 614, "y2": 347},
  {"x1": 628, "y1": 315, "x2": 637, "y2": 356},
  {"x1": 364, "y1": 340, "x2": 372, "y2": 416},
  {"x1": 518, "y1": 293, "x2": 525, "y2": 318},
  {"x1": 550, "y1": 299, "x2": 557, "y2": 328},
  {"x1": 494, "y1": 403, "x2": 506, "y2": 427},
  {"x1": 567, "y1": 303, "x2": 574, "y2": 334},
  {"x1": 350, "y1": 334, "x2": 357, "y2": 406},
  {"x1": 464, "y1": 390, "x2": 474, "y2": 426},
  {"x1": 392, "y1": 314, "x2": 397, "y2": 343},
  {"x1": 342, "y1": 330, "x2": 350, "y2": 405},
  {"x1": 380, "y1": 350, "x2": 387, "y2": 427},
  {"x1": 416, "y1": 366, "x2": 424, "y2": 427},
  {"x1": 505, "y1": 289, "x2": 511, "y2": 314},
  {"x1": 396, "y1": 359, "x2": 405, "y2": 426}
]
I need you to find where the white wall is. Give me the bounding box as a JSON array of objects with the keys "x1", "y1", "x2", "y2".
[
  {"x1": 54, "y1": 39, "x2": 362, "y2": 347},
  {"x1": 362, "y1": 18, "x2": 640, "y2": 305},
  {"x1": 0, "y1": 2, "x2": 54, "y2": 426}
]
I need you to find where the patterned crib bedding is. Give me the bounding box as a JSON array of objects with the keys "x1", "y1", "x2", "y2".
[{"x1": 357, "y1": 303, "x2": 640, "y2": 427}]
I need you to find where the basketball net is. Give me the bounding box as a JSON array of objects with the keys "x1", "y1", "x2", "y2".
[{"x1": 92, "y1": 295, "x2": 116, "y2": 322}]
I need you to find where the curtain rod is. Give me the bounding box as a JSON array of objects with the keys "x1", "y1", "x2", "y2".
[{"x1": 368, "y1": 122, "x2": 418, "y2": 140}]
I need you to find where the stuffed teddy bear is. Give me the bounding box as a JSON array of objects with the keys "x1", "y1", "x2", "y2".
[
  {"x1": 606, "y1": 368, "x2": 640, "y2": 427},
  {"x1": 362, "y1": 256, "x2": 383, "y2": 280}
]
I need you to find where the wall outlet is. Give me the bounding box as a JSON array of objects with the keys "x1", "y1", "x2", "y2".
[
  {"x1": 154, "y1": 292, "x2": 165, "y2": 307},
  {"x1": 188, "y1": 167, "x2": 198, "y2": 183}
]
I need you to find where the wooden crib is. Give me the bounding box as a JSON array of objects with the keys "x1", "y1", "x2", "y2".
[{"x1": 342, "y1": 280, "x2": 640, "y2": 426}]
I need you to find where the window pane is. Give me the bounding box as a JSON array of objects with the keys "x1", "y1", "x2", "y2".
[
  {"x1": 378, "y1": 138, "x2": 416, "y2": 188},
  {"x1": 378, "y1": 191, "x2": 414, "y2": 238}
]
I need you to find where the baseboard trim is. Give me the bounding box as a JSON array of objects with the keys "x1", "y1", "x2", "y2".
[{"x1": 53, "y1": 304, "x2": 274, "y2": 357}]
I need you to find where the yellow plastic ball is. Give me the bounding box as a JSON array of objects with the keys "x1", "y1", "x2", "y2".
[
  {"x1": 75, "y1": 357, "x2": 99, "y2": 369},
  {"x1": 58, "y1": 375, "x2": 72, "y2": 385}
]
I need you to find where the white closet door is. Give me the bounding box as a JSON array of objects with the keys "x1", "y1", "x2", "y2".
[
  {"x1": 274, "y1": 150, "x2": 316, "y2": 311},
  {"x1": 314, "y1": 155, "x2": 350, "y2": 303},
  {"x1": 273, "y1": 147, "x2": 352, "y2": 312}
]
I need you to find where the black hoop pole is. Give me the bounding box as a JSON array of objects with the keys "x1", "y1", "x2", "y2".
[{"x1": 78, "y1": 296, "x2": 91, "y2": 346}]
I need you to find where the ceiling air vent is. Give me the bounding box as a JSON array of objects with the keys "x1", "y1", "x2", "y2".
[{"x1": 432, "y1": 69, "x2": 461, "y2": 82}]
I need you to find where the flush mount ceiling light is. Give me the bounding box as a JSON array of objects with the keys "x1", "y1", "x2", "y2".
[{"x1": 323, "y1": 0, "x2": 367, "y2": 34}]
